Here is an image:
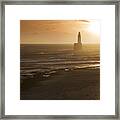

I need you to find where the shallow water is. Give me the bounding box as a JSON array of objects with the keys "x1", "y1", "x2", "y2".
[{"x1": 20, "y1": 44, "x2": 100, "y2": 79}]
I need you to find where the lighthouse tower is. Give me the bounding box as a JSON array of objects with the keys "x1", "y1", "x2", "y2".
[
  {"x1": 78, "y1": 32, "x2": 82, "y2": 44},
  {"x1": 74, "y1": 32, "x2": 82, "y2": 51}
]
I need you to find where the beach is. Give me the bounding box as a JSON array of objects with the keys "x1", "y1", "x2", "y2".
[
  {"x1": 20, "y1": 66, "x2": 100, "y2": 100},
  {"x1": 20, "y1": 44, "x2": 100, "y2": 100}
]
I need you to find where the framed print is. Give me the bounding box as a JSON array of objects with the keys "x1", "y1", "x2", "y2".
[{"x1": 0, "y1": 0, "x2": 119, "y2": 119}]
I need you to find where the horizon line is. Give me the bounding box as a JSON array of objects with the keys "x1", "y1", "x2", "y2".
[{"x1": 20, "y1": 43, "x2": 100, "y2": 45}]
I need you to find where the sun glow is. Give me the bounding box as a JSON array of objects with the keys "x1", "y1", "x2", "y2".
[{"x1": 89, "y1": 21, "x2": 100, "y2": 34}]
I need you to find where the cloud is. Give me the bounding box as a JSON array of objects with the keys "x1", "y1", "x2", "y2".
[{"x1": 20, "y1": 20, "x2": 100, "y2": 44}]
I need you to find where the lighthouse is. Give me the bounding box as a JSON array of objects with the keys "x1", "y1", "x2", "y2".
[{"x1": 74, "y1": 32, "x2": 82, "y2": 51}]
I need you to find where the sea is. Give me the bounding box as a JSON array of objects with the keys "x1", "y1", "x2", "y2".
[{"x1": 20, "y1": 44, "x2": 100, "y2": 81}]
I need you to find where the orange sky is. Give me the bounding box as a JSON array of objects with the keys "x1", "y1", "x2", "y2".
[{"x1": 20, "y1": 20, "x2": 100, "y2": 44}]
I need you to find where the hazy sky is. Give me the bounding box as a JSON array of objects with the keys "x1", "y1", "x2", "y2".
[{"x1": 20, "y1": 20, "x2": 100, "y2": 44}]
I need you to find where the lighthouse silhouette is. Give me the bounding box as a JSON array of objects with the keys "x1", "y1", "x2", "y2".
[{"x1": 74, "y1": 32, "x2": 82, "y2": 51}]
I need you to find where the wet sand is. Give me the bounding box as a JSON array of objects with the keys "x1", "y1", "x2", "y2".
[{"x1": 20, "y1": 67, "x2": 100, "y2": 100}]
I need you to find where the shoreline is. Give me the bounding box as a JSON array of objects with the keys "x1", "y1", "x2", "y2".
[{"x1": 20, "y1": 67, "x2": 100, "y2": 100}]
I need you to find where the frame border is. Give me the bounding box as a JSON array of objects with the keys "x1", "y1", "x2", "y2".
[{"x1": 0, "y1": 0, "x2": 119, "y2": 119}]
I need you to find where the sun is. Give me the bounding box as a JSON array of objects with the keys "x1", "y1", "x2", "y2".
[{"x1": 89, "y1": 21, "x2": 100, "y2": 34}]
